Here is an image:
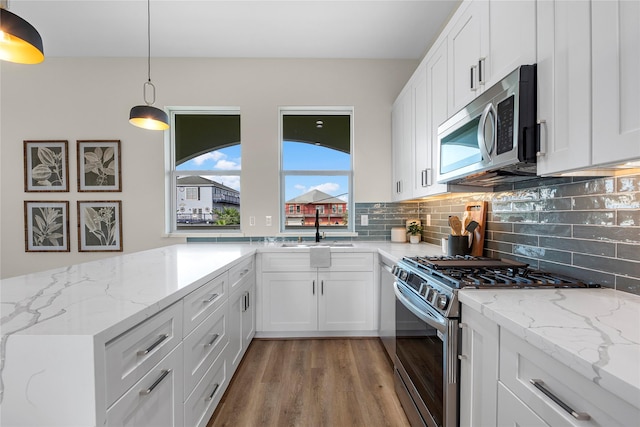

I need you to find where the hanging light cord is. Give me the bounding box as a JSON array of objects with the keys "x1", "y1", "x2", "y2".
[
  {"x1": 143, "y1": 0, "x2": 156, "y2": 106},
  {"x1": 146, "y1": 0, "x2": 151, "y2": 83}
]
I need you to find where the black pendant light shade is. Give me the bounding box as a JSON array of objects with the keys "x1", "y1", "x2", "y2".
[
  {"x1": 129, "y1": 104, "x2": 169, "y2": 131},
  {"x1": 0, "y1": 7, "x2": 44, "y2": 64},
  {"x1": 129, "y1": 0, "x2": 168, "y2": 131}
]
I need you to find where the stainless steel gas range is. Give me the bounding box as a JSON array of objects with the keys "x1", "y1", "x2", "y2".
[{"x1": 391, "y1": 255, "x2": 599, "y2": 427}]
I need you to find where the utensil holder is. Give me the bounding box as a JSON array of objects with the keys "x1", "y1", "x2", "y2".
[{"x1": 447, "y1": 235, "x2": 470, "y2": 256}]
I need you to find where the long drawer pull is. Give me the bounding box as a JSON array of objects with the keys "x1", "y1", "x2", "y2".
[
  {"x1": 530, "y1": 379, "x2": 590, "y2": 421},
  {"x1": 137, "y1": 334, "x2": 169, "y2": 356},
  {"x1": 204, "y1": 333, "x2": 220, "y2": 348},
  {"x1": 202, "y1": 293, "x2": 219, "y2": 304},
  {"x1": 205, "y1": 383, "x2": 220, "y2": 402},
  {"x1": 139, "y1": 369, "x2": 171, "y2": 396}
]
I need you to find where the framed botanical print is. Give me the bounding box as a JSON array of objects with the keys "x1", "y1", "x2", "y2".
[
  {"x1": 24, "y1": 140, "x2": 69, "y2": 192},
  {"x1": 77, "y1": 140, "x2": 122, "y2": 192},
  {"x1": 77, "y1": 200, "x2": 123, "y2": 252},
  {"x1": 24, "y1": 201, "x2": 70, "y2": 252}
]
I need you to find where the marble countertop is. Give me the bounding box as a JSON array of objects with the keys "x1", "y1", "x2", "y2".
[
  {"x1": 0, "y1": 241, "x2": 436, "y2": 341},
  {"x1": 459, "y1": 288, "x2": 640, "y2": 409},
  {"x1": 0, "y1": 244, "x2": 256, "y2": 342}
]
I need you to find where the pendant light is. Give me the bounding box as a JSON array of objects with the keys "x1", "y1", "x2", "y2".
[
  {"x1": 0, "y1": 0, "x2": 44, "y2": 64},
  {"x1": 129, "y1": 0, "x2": 169, "y2": 131}
]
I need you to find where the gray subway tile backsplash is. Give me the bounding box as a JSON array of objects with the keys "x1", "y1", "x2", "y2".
[{"x1": 355, "y1": 174, "x2": 640, "y2": 296}]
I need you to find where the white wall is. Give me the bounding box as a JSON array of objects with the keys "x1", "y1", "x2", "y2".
[{"x1": 0, "y1": 57, "x2": 416, "y2": 278}]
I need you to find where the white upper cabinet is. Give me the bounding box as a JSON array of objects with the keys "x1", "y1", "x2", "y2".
[
  {"x1": 420, "y1": 39, "x2": 450, "y2": 198},
  {"x1": 447, "y1": 0, "x2": 536, "y2": 115},
  {"x1": 485, "y1": 0, "x2": 537, "y2": 88},
  {"x1": 391, "y1": 88, "x2": 413, "y2": 201},
  {"x1": 448, "y1": 0, "x2": 488, "y2": 113},
  {"x1": 536, "y1": 0, "x2": 592, "y2": 175},
  {"x1": 591, "y1": 0, "x2": 640, "y2": 166},
  {"x1": 411, "y1": 63, "x2": 429, "y2": 197}
]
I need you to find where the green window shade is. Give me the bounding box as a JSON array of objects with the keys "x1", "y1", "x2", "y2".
[{"x1": 175, "y1": 114, "x2": 240, "y2": 166}]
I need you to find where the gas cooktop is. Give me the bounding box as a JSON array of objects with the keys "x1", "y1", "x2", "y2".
[{"x1": 399, "y1": 255, "x2": 599, "y2": 290}]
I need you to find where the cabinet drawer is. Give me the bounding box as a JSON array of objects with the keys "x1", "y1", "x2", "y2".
[
  {"x1": 260, "y1": 252, "x2": 310, "y2": 272},
  {"x1": 183, "y1": 271, "x2": 228, "y2": 335},
  {"x1": 184, "y1": 351, "x2": 227, "y2": 427},
  {"x1": 229, "y1": 256, "x2": 254, "y2": 291},
  {"x1": 183, "y1": 302, "x2": 229, "y2": 397},
  {"x1": 106, "y1": 343, "x2": 184, "y2": 426},
  {"x1": 323, "y1": 252, "x2": 374, "y2": 272},
  {"x1": 105, "y1": 302, "x2": 183, "y2": 407},
  {"x1": 499, "y1": 329, "x2": 639, "y2": 426}
]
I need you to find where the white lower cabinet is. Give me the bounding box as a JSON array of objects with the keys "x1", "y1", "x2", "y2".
[
  {"x1": 262, "y1": 270, "x2": 318, "y2": 331},
  {"x1": 259, "y1": 252, "x2": 375, "y2": 334},
  {"x1": 460, "y1": 303, "x2": 640, "y2": 427},
  {"x1": 499, "y1": 329, "x2": 639, "y2": 427},
  {"x1": 105, "y1": 302, "x2": 183, "y2": 409},
  {"x1": 228, "y1": 271, "x2": 256, "y2": 370},
  {"x1": 106, "y1": 254, "x2": 255, "y2": 427},
  {"x1": 183, "y1": 302, "x2": 229, "y2": 399},
  {"x1": 106, "y1": 344, "x2": 184, "y2": 427},
  {"x1": 184, "y1": 350, "x2": 227, "y2": 427},
  {"x1": 496, "y1": 381, "x2": 548, "y2": 426},
  {"x1": 459, "y1": 304, "x2": 499, "y2": 427}
]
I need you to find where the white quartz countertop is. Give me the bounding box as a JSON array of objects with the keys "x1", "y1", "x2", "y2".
[
  {"x1": 458, "y1": 288, "x2": 640, "y2": 409},
  {"x1": 0, "y1": 244, "x2": 257, "y2": 341},
  {"x1": 0, "y1": 241, "x2": 436, "y2": 341}
]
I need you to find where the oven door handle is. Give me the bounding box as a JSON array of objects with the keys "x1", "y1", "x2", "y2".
[{"x1": 394, "y1": 281, "x2": 447, "y2": 333}]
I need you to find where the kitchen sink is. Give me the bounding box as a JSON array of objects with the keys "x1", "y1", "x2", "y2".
[{"x1": 280, "y1": 242, "x2": 354, "y2": 248}]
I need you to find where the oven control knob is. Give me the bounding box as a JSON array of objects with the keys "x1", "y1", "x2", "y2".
[{"x1": 435, "y1": 293, "x2": 449, "y2": 310}]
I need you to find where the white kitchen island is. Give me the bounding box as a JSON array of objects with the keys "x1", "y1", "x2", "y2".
[
  {"x1": 0, "y1": 241, "x2": 435, "y2": 426},
  {"x1": 0, "y1": 244, "x2": 256, "y2": 427}
]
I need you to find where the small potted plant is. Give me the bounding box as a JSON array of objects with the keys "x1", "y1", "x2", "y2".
[{"x1": 406, "y1": 221, "x2": 423, "y2": 244}]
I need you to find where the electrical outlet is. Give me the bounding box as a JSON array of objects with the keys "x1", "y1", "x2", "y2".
[
  {"x1": 249, "y1": 216, "x2": 255, "y2": 226},
  {"x1": 361, "y1": 214, "x2": 369, "y2": 226},
  {"x1": 265, "y1": 216, "x2": 272, "y2": 226},
  {"x1": 426, "y1": 214, "x2": 431, "y2": 226}
]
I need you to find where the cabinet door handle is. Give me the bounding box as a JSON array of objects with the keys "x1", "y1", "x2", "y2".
[
  {"x1": 246, "y1": 291, "x2": 250, "y2": 309},
  {"x1": 205, "y1": 383, "x2": 220, "y2": 402},
  {"x1": 536, "y1": 119, "x2": 547, "y2": 157},
  {"x1": 202, "y1": 293, "x2": 219, "y2": 304},
  {"x1": 321, "y1": 280, "x2": 324, "y2": 295},
  {"x1": 478, "y1": 58, "x2": 486, "y2": 85},
  {"x1": 312, "y1": 280, "x2": 316, "y2": 295},
  {"x1": 137, "y1": 334, "x2": 169, "y2": 356},
  {"x1": 139, "y1": 369, "x2": 171, "y2": 395},
  {"x1": 470, "y1": 65, "x2": 478, "y2": 91},
  {"x1": 204, "y1": 333, "x2": 220, "y2": 348},
  {"x1": 529, "y1": 379, "x2": 590, "y2": 421},
  {"x1": 421, "y1": 169, "x2": 432, "y2": 187}
]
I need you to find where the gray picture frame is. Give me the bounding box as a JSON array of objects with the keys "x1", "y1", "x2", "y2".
[
  {"x1": 77, "y1": 140, "x2": 122, "y2": 192},
  {"x1": 77, "y1": 200, "x2": 123, "y2": 252},
  {"x1": 24, "y1": 140, "x2": 69, "y2": 192},
  {"x1": 24, "y1": 201, "x2": 70, "y2": 252}
]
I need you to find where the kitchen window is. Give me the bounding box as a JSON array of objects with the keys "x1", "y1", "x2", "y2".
[
  {"x1": 166, "y1": 108, "x2": 241, "y2": 233},
  {"x1": 280, "y1": 108, "x2": 353, "y2": 233}
]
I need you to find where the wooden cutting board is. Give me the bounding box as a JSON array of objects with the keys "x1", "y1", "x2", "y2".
[{"x1": 464, "y1": 201, "x2": 487, "y2": 256}]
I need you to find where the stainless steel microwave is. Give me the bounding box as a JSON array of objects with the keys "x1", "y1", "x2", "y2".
[{"x1": 437, "y1": 65, "x2": 538, "y2": 186}]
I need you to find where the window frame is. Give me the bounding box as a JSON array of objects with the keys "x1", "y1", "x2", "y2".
[
  {"x1": 165, "y1": 106, "x2": 242, "y2": 236},
  {"x1": 279, "y1": 107, "x2": 355, "y2": 236}
]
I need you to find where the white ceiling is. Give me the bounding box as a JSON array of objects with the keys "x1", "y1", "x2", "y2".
[{"x1": 9, "y1": 0, "x2": 460, "y2": 59}]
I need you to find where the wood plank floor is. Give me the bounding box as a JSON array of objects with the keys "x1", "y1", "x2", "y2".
[{"x1": 207, "y1": 338, "x2": 410, "y2": 427}]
